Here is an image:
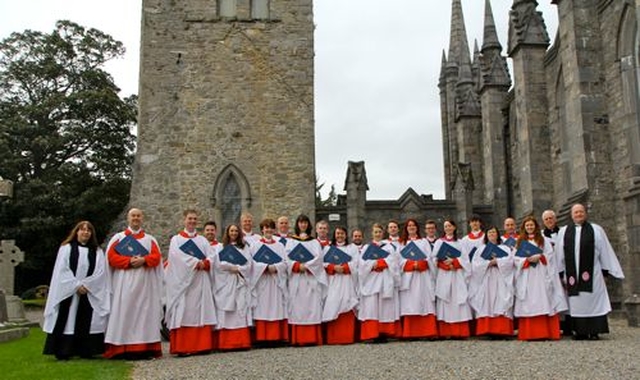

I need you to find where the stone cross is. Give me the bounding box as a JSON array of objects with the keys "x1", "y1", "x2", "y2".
[{"x1": 0, "y1": 240, "x2": 24, "y2": 296}]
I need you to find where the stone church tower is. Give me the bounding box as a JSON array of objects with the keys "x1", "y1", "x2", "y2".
[
  {"x1": 129, "y1": 0, "x2": 315, "y2": 239},
  {"x1": 440, "y1": 0, "x2": 640, "y2": 322}
]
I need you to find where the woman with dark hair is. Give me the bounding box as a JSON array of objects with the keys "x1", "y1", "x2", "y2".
[
  {"x1": 322, "y1": 226, "x2": 358, "y2": 345},
  {"x1": 357, "y1": 223, "x2": 400, "y2": 342},
  {"x1": 397, "y1": 218, "x2": 438, "y2": 340},
  {"x1": 469, "y1": 226, "x2": 515, "y2": 337},
  {"x1": 43, "y1": 221, "x2": 109, "y2": 360},
  {"x1": 513, "y1": 216, "x2": 567, "y2": 341},
  {"x1": 432, "y1": 219, "x2": 472, "y2": 339},
  {"x1": 285, "y1": 214, "x2": 327, "y2": 346},
  {"x1": 213, "y1": 223, "x2": 253, "y2": 350}
]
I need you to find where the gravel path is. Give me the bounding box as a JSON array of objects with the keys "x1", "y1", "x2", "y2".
[{"x1": 132, "y1": 319, "x2": 639, "y2": 380}]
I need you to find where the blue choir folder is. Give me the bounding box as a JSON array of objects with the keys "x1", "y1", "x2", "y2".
[
  {"x1": 179, "y1": 239, "x2": 206, "y2": 260},
  {"x1": 115, "y1": 234, "x2": 149, "y2": 257},
  {"x1": 253, "y1": 245, "x2": 283, "y2": 265},
  {"x1": 515, "y1": 240, "x2": 543, "y2": 258},
  {"x1": 503, "y1": 237, "x2": 517, "y2": 248},
  {"x1": 219, "y1": 245, "x2": 248, "y2": 266},
  {"x1": 480, "y1": 243, "x2": 508, "y2": 260},
  {"x1": 362, "y1": 244, "x2": 389, "y2": 260},
  {"x1": 400, "y1": 241, "x2": 427, "y2": 260},
  {"x1": 287, "y1": 243, "x2": 315, "y2": 263},
  {"x1": 436, "y1": 242, "x2": 461, "y2": 261},
  {"x1": 323, "y1": 246, "x2": 352, "y2": 265}
]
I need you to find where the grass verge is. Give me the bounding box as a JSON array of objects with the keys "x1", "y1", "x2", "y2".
[{"x1": 0, "y1": 328, "x2": 132, "y2": 380}]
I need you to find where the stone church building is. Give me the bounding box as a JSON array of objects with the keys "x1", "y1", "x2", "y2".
[
  {"x1": 322, "y1": 0, "x2": 640, "y2": 320},
  {"x1": 129, "y1": 0, "x2": 638, "y2": 321},
  {"x1": 435, "y1": 0, "x2": 639, "y2": 319}
]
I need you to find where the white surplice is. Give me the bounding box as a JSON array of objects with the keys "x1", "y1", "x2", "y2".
[
  {"x1": 105, "y1": 231, "x2": 164, "y2": 345},
  {"x1": 556, "y1": 224, "x2": 624, "y2": 317},
  {"x1": 356, "y1": 241, "x2": 400, "y2": 323},
  {"x1": 285, "y1": 238, "x2": 327, "y2": 325},
  {"x1": 397, "y1": 239, "x2": 436, "y2": 317},
  {"x1": 250, "y1": 238, "x2": 288, "y2": 321},
  {"x1": 213, "y1": 243, "x2": 253, "y2": 329},
  {"x1": 43, "y1": 244, "x2": 110, "y2": 334},
  {"x1": 322, "y1": 243, "x2": 359, "y2": 322},
  {"x1": 164, "y1": 231, "x2": 217, "y2": 330},
  {"x1": 468, "y1": 243, "x2": 514, "y2": 318},
  {"x1": 432, "y1": 239, "x2": 472, "y2": 323},
  {"x1": 513, "y1": 238, "x2": 568, "y2": 317}
]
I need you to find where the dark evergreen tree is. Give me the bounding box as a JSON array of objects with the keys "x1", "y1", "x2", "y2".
[{"x1": 0, "y1": 21, "x2": 136, "y2": 294}]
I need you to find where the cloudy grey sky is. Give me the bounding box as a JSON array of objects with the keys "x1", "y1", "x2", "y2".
[{"x1": 0, "y1": 0, "x2": 558, "y2": 200}]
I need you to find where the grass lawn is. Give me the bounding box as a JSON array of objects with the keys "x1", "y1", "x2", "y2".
[{"x1": 0, "y1": 328, "x2": 132, "y2": 380}]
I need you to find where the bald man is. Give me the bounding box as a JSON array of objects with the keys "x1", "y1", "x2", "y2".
[
  {"x1": 556, "y1": 204, "x2": 625, "y2": 340},
  {"x1": 104, "y1": 208, "x2": 163, "y2": 359}
]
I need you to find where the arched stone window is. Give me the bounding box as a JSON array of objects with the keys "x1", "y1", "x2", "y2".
[
  {"x1": 212, "y1": 164, "x2": 252, "y2": 231},
  {"x1": 618, "y1": 3, "x2": 640, "y2": 164}
]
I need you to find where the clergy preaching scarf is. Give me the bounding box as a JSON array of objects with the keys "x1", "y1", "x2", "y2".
[{"x1": 563, "y1": 222, "x2": 595, "y2": 296}]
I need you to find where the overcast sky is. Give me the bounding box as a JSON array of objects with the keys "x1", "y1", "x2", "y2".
[{"x1": 0, "y1": 0, "x2": 558, "y2": 200}]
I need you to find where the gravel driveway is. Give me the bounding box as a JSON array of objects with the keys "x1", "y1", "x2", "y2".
[{"x1": 132, "y1": 319, "x2": 639, "y2": 380}]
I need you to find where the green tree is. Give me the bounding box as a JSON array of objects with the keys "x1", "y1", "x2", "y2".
[
  {"x1": 315, "y1": 176, "x2": 338, "y2": 207},
  {"x1": 0, "y1": 20, "x2": 136, "y2": 294}
]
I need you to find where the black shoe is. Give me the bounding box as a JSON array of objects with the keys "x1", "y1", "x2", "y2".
[
  {"x1": 588, "y1": 334, "x2": 600, "y2": 340},
  {"x1": 572, "y1": 334, "x2": 588, "y2": 341}
]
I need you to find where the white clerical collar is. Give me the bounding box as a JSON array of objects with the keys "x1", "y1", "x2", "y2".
[{"x1": 183, "y1": 229, "x2": 197, "y2": 237}]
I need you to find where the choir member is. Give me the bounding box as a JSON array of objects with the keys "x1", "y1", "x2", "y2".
[
  {"x1": 104, "y1": 208, "x2": 163, "y2": 359},
  {"x1": 513, "y1": 216, "x2": 567, "y2": 341},
  {"x1": 397, "y1": 218, "x2": 438, "y2": 339},
  {"x1": 433, "y1": 219, "x2": 472, "y2": 339},
  {"x1": 285, "y1": 214, "x2": 327, "y2": 346},
  {"x1": 462, "y1": 214, "x2": 485, "y2": 261},
  {"x1": 315, "y1": 219, "x2": 331, "y2": 248},
  {"x1": 250, "y1": 218, "x2": 289, "y2": 345},
  {"x1": 351, "y1": 229, "x2": 365, "y2": 254},
  {"x1": 556, "y1": 204, "x2": 624, "y2": 340},
  {"x1": 357, "y1": 223, "x2": 401, "y2": 342},
  {"x1": 241, "y1": 212, "x2": 260, "y2": 245},
  {"x1": 423, "y1": 220, "x2": 439, "y2": 252},
  {"x1": 275, "y1": 216, "x2": 291, "y2": 246},
  {"x1": 502, "y1": 217, "x2": 519, "y2": 240},
  {"x1": 386, "y1": 220, "x2": 400, "y2": 249},
  {"x1": 203, "y1": 221, "x2": 220, "y2": 247},
  {"x1": 213, "y1": 224, "x2": 253, "y2": 350},
  {"x1": 469, "y1": 226, "x2": 514, "y2": 337},
  {"x1": 322, "y1": 226, "x2": 358, "y2": 344},
  {"x1": 542, "y1": 209, "x2": 571, "y2": 335},
  {"x1": 43, "y1": 221, "x2": 109, "y2": 360},
  {"x1": 164, "y1": 210, "x2": 217, "y2": 356}
]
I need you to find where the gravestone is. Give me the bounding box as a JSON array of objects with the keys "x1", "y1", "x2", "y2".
[{"x1": 0, "y1": 240, "x2": 26, "y2": 322}]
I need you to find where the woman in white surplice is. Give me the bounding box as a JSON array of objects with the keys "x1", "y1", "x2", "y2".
[
  {"x1": 250, "y1": 218, "x2": 289, "y2": 345},
  {"x1": 357, "y1": 223, "x2": 401, "y2": 342},
  {"x1": 469, "y1": 226, "x2": 514, "y2": 337},
  {"x1": 43, "y1": 221, "x2": 109, "y2": 360},
  {"x1": 213, "y1": 224, "x2": 253, "y2": 350},
  {"x1": 285, "y1": 214, "x2": 327, "y2": 346},
  {"x1": 322, "y1": 226, "x2": 358, "y2": 345}
]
